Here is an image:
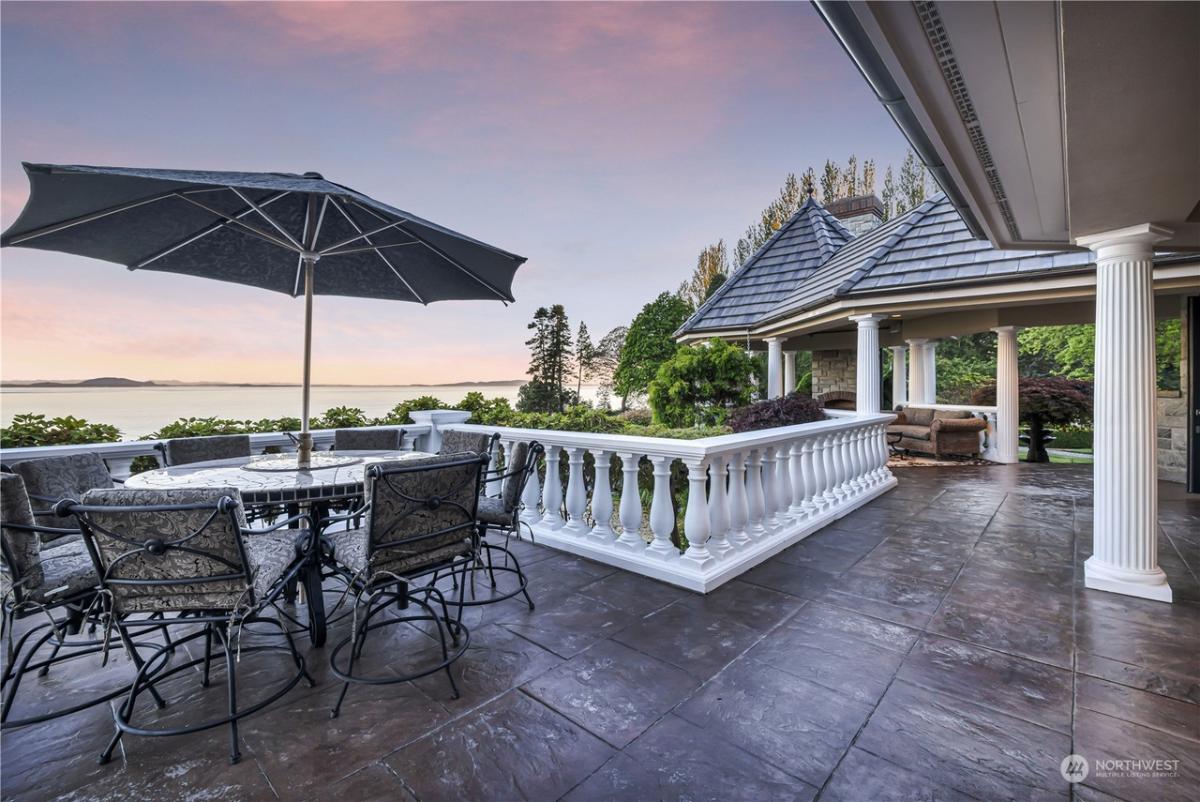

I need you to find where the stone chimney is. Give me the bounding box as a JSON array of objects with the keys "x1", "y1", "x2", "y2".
[{"x1": 825, "y1": 194, "x2": 885, "y2": 237}]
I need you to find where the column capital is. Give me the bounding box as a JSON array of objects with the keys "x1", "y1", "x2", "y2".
[
  {"x1": 763, "y1": 336, "x2": 786, "y2": 344},
  {"x1": 905, "y1": 337, "x2": 930, "y2": 346},
  {"x1": 849, "y1": 313, "x2": 888, "y2": 327},
  {"x1": 889, "y1": 344, "x2": 908, "y2": 352},
  {"x1": 782, "y1": 349, "x2": 796, "y2": 356},
  {"x1": 991, "y1": 325, "x2": 1021, "y2": 335},
  {"x1": 1075, "y1": 223, "x2": 1172, "y2": 253}
]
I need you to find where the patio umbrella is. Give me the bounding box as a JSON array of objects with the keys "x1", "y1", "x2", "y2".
[{"x1": 1, "y1": 163, "x2": 526, "y2": 465}]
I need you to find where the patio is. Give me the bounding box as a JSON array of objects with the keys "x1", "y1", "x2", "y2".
[{"x1": 3, "y1": 462, "x2": 1196, "y2": 802}]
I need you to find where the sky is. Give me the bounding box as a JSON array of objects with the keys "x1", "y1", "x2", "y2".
[{"x1": 0, "y1": 1, "x2": 909, "y2": 384}]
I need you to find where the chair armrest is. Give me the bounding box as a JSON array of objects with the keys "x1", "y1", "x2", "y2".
[
  {"x1": 246, "y1": 512, "x2": 314, "y2": 534},
  {"x1": 931, "y1": 417, "x2": 988, "y2": 433},
  {"x1": 315, "y1": 505, "x2": 371, "y2": 531}
]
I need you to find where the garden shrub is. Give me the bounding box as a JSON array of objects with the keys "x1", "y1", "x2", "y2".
[
  {"x1": 728, "y1": 393, "x2": 825, "y2": 433},
  {"x1": 0, "y1": 414, "x2": 121, "y2": 448},
  {"x1": 647, "y1": 338, "x2": 756, "y2": 427}
]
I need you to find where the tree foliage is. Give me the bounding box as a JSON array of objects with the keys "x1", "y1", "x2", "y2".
[
  {"x1": 647, "y1": 339, "x2": 757, "y2": 427},
  {"x1": 679, "y1": 240, "x2": 729, "y2": 310},
  {"x1": 971, "y1": 376, "x2": 1093, "y2": 426},
  {"x1": 0, "y1": 414, "x2": 121, "y2": 448},
  {"x1": 613, "y1": 292, "x2": 692, "y2": 402},
  {"x1": 521, "y1": 304, "x2": 574, "y2": 412}
]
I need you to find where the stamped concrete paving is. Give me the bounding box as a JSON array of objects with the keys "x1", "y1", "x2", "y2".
[{"x1": 2, "y1": 464, "x2": 1197, "y2": 801}]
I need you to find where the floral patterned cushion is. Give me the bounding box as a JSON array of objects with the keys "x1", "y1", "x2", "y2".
[
  {"x1": 325, "y1": 529, "x2": 470, "y2": 577},
  {"x1": 438, "y1": 431, "x2": 495, "y2": 458},
  {"x1": 11, "y1": 453, "x2": 115, "y2": 543},
  {"x1": 333, "y1": 428, "x2": 403, "y2": 452},
  {"x1": 242, "y1": 530, "x2": 303, "y2": 601},
  {"x1": 501, "y1": 442, "x2": 530, "y2": 512},
  {"x1": 163, "y1": 435, "x2": 251, "y2": 467},
  {"x1": 78, "y1": 487, "x2": 258, "y2": 614},
  {"x1": 29, "y1": 537, "x2": 98, "y2": 603},
  {"x1": 1, "y1": 472, "x2": 42, "y2": 592},
  {"x1": 476, "y1": 495, "x2": 512, "y2": 527}
]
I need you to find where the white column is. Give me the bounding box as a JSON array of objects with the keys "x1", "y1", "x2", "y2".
[
  {"x1": 907, "y1": 338, "x2": 928, "y2": 404},
  {"x1": 615, "y1": 452, "x2": 644, "y2": 551},
  {"x1": 890, "y1": 346, "x2": 908, "y2": 408},
  {"x1": 923, "y1": 341, "x2": 939, "y2": 403},
  {"x1": 850, "y1": 314, "x2": 886, "y2": 413},
  {"x1": 991, "y1": 326, "x2": 1020, "y2": 464},
  {"x1": 765, "y1": 337, "x2": 784, "y2": 399},
  {"x1": 783, "y1": 351, "x2": 797, "y2": 395},
  {"x1": 1077, "y1": 224, "x2": 1172, "y2": 603},
  {"x1": 588, "y1": 450, "x2": 615, "y2": 541}
]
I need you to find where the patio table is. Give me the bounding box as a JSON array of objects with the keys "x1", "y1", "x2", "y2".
[{"x1": 125, "y1": 449, "x2": 432, "y2": 645}]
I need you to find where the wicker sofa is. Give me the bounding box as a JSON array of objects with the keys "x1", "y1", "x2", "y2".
[{"x1": 888, "y1": 406, "x2": 988, "y2": 457}]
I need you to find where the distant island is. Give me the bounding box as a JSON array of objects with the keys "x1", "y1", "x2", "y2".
[{"x1": 1, "y1": 377, "x2": 527, "y2": 389}]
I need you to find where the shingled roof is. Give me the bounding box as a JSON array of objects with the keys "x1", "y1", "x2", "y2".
[
  {"x1": 677, "y1": 193, "x2": 1112, "y2": 337},
  {"x1": 677, "y1": 197, "x2": 853, "y2": 334}
]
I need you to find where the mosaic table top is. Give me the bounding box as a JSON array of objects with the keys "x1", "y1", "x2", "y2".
[{"x1": 124, "y1": 450, "x2": 431, "y2": 504}]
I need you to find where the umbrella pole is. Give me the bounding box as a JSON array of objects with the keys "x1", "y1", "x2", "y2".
[{"x1": 298, "y1": 254, "x2": 317, "y2": 467}]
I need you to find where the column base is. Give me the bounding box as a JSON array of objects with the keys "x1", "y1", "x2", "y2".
[{"x1": 1084, "y1": 556, "x2": 1173, "y2": 603}]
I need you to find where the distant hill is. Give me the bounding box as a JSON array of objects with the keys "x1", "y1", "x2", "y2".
[{"x1": 23, "y1": 377, "x2": 160, "y2": 388}]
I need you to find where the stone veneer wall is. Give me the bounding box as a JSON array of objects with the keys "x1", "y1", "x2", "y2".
[
  {"x1": 812, "y1": 349, "x2": 857, "y2": 397},
  {"x1": 1157, "y1": 302, "x2": 1189, "y2": 484}
]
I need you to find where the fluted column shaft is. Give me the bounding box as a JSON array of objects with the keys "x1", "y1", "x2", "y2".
[
  {"x1": 890, "y1": 346, "x2": 908, "y2": 408},
  {"x1": 907, "y1": 339, "x2": 928, "y2": 404},
  {"x1": 783, "y1": 351, "x2": 796, "y2": 395},
  {"x1": 1078, "y1": 223, "x2": 1172, "y2": 603},
  {"x1": 992, "y1": 326, "x2": 1020, "y2": 464},
  {"x1": 923, "y1": 341, "x2": 938, "y2": 403},
  {"x1": 765, "y1": 338, "x2": 784, "y2": 399},
  {"x1": 851, "y1": 314, "x2": 886, "y2": 413}
]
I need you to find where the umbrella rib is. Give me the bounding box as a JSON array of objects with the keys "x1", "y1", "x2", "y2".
[
  {"x1": 328, "y1": 197, "x2": 425, "y2": 303},
  {"x1": 320, "y1": 241, "x2": 421, "y2": 257},
  {"x1": 348, "y1": 200, "x2": 512, "y2": 302},
  {"x1": 317, "y1": 218, "x2": 409, "y2": 255},
  {"x1": 173, "y1": 193, "x2": 299, "y2": 253},
  {"x1": 4, "y1": 190, "x2": 181, "y2": 245},
  {"x1": 228, "y1": 187, "x2": 304, "y2": 251},
  {"x1": 133, "y1": 190, "x2": 291, "y2": 269}
]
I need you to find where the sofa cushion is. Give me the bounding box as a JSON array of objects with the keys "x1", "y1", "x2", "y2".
[
  {"x1": 904, "y1": 407, "x2": 935, "y2": 426},
  {"x1": 887, "y1": 424, "x2": 932, "y2": 442},
  {"x1": 933, "y1": 410, "x2": 972, "y2": 420}
]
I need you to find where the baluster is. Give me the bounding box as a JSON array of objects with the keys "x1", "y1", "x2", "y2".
[
  {"x1": 540, "y1": 445, "x2": 564, "y2": 529},
  {"x1": 106, "y1": 456, "x2": 135, "y2": 481},
  {"x1": 520, "y1": 440, "x2": 542, "y2": 527},
  {"x1": 745, "y1": 450, "x2": 767, "y2": 538},
  {"x1": 876, "y1": 424, "x2": 891, "y2": 483},
  {"x1": 776, "y1": 440, "x2": 793, "y2": 523},
  {"x1": 788, "y1": 439, "x2": 805, "y2": 516},
  {"x1": 862, "y1": 427, "x2": 878, "y2": 487},
  {"x1": 726, "y1": 452, "x2": 750, "y2": 548},
  {"x1": 588, "y1": 449, "x2": 615, "y2": 541},
  {"x1": 761, "y1": 447, "x2": 779, "y2": 531},
  {"x1": 819, "y1": 433, "x2": 838, "y2": 508},
  {"x1": 491, "y1": 439, "x2": 511, "y2": 498},
  {"x1": 615, "y1": 452, "x2": 645, "y2": 551},
  {"x1": 563, "y1": 446, "x2": 588, "y2": 534},
  {"x1": 707, "y1": 455, "x2": 732, "y2": 559},
  {"x1": 681, "y1": 458, "x2": 713, "y2": 569},
  {"x1": 832, "y1": 432, "x2": 849, "y2": 501},
  {"x1": 799, "y1": 439, "x2": 817, "y2": 517},
  {"x1": 847, "y1": 429, "x2": 865, "y2": 494},
  {"x1": 647, "y1": 455, "x2": 677, "y2": 559}
]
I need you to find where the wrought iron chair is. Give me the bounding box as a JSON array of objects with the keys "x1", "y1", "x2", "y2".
[
  {"x1": 0, "y1": 472, "x2": 126, "y2": 729},
  {"x1": 65, "y1": 487, "x2": 314, "y2": 765},
  {"x1": 159, "y1": 435, "x2": 252, "y2": 467},
  {"x1": 463, "y1": 441, "x2": 543, "y2": 610},
  {"x1": 318, "y1": 453, "x2": 487, "y2": 716},
  {"x1": 438, "y1": 430, "x2": 500, "y2": 459},
  {"x1": 9, "y1": 453, "x2": 117, "y2": 544},
  {"x1": 333, "y1": 427, "x2": 406, "y2": 452}
]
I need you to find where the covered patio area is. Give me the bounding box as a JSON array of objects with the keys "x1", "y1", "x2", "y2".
[{"x1": 4, "y1": 463, "x2": 1196, "y2": 801}]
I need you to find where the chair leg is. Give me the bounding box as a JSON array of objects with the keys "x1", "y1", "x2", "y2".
[
  {"x1": 200, "y1": 625, "x2": 213, "y2": 688},
  {"x1": 36, "y1": 639, "x2": 65, "y2": 678},
  {"x1": 1, "y1": 627, "x2": 55, "y2": 723},
  {"x1": 330, "y1": 601, "x2": 371, "y2": 719},
  {"x1": 116, "y1": 624, "x2": 167, "y2": 710},
  {"x1": 219, "y1": 627, "x2": 242, "y2": 765}
]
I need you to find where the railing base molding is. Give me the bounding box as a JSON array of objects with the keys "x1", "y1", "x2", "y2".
[{"x1": 527, "y1": 475, "x2": 898, "y2": 593}]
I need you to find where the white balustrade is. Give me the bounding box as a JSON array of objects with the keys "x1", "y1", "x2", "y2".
[{"x1": 4, "y1": 411, "x2": 897, "y2": 594}]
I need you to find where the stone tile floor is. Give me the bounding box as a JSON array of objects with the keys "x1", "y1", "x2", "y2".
[{"x1": 2, "y1": 464, "x2": 1197, "y2": 801}]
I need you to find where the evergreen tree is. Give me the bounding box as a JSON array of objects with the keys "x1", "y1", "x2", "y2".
[
  {"x1": 881, "y1": 166, "x2": 896, "y2": 220},
  {"x1": 575, "y1": 321, "x2": 595, "y2": 397},
  {"x1": 733, "y1": 173, "x2": 807, "y2": 268},
  {"x1": 614, "y1": 292, "x2": 692, "y2": 402},
  {"x1": 546, "y1": 304, "x2": 574, "y2": 412},
  {"x1": 521, "y1": 305, "x2": 574, "y2": 412},
  {"x1": 898, "y1": 150, "x2": 927, "y2": 214}
]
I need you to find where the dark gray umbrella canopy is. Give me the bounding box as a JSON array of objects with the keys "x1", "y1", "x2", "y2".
[
  {"x1": 1, "y1": 163, "x2": 525, "y2": 303},
  {"x1": 1, "y1": 163, "x2": 527, "y2": 464}
]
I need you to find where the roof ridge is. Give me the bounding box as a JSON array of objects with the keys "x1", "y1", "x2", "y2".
[
  {"x1": 832, "y1": 195, "x2": 942, "y2": 297},
  {"x1": 676, "y1": 196, "x2": 838, "y2": 335}
]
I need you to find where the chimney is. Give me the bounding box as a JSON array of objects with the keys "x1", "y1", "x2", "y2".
[{"x1": 825, "y1": 194, "x2": 885, "y2": 237}]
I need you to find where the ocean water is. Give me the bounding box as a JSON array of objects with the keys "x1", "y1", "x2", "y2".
[{"x1": 1, "y1": 384, "x2": 604, "y2": 439}]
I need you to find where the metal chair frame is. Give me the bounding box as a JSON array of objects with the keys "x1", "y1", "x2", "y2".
[
  {"x1": 318, "y1": 454, "x2": 486, "y2": 716},
  {"x1": 67, "y1": 495, "x2": 314, "y2": 765}
]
